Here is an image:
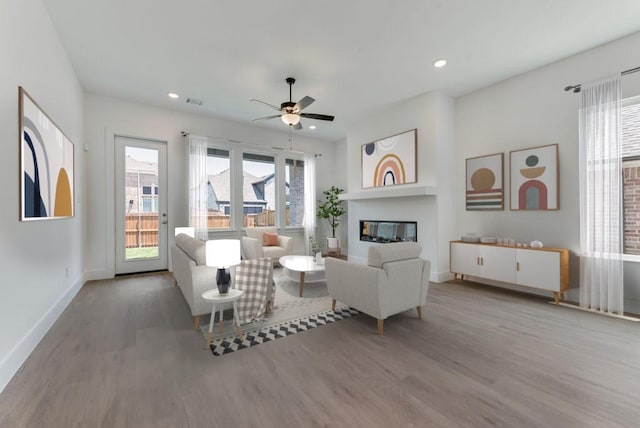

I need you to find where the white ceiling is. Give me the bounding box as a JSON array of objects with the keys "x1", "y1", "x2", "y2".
[{"x1": 44, "y1": 0, "x2": 640, "y2": 142}]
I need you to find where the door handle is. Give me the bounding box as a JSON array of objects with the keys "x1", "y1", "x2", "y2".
[
  {"x1": 516, "y1": 262, "x2": 520, "y2": 271},
  {"x1": 162, "y1": 213, "x2": 168, "y2": 225}
]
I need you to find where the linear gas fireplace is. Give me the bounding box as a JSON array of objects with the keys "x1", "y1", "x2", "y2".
[{"x1": 360, "y1": 220, "x2": 417, "y2": 243}]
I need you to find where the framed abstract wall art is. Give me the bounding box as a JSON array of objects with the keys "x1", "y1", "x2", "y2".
[
  {"x1": 19, "y1": 87, "x2": 74, "y2": 220},
  {"x1": 465, "y1": 153, "x2": 504, "y2": 210},
  {"x1": 509, "y1": 144, "x2": 558, "y2": 210},
  {"x1": 361, "y1": 128, "x2": 417, "y2": 189}
]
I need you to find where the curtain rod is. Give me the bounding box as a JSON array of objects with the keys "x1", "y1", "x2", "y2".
[
  {"x1": 180, "y1": 131, "x2": 321, "y2": 157},
  {"x1": 564, "y1": 66, "x2": 640, "y2": 93}
]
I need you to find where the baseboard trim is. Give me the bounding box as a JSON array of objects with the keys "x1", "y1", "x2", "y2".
[
  {"x1": 0, "y1": 274, "x2": 85, "y2": 394},
  {"x1": 84, "y1": 269, "x2": 112, "y2": 281},
  {"x1": 433, "y1": 271, "x2": 454, "y2": 283}
]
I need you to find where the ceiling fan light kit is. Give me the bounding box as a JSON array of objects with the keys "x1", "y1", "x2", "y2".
[
  {"x1": 281, "y1": 113, "x2": 300, "y2": 126},
  {"x1": 252, "y1": 77, "x2": 335, "y2": 130}
]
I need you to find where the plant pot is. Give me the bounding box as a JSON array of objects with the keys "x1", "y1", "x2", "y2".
[{"x1": 327, "y1": 237, "x2": 340, "y2": 251}]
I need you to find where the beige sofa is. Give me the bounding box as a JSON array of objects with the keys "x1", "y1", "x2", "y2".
[
  {"x1": 241, "y1": 226, "x2": 294, "y2": 261},
  {"x1": 171, "y1": 234, "x2": 232, "y2": 329},
  {"x1": 325, "y1": 242, "x2": 431, "y2": 335}
]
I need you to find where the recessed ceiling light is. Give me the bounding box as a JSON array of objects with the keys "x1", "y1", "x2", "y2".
[
  {"x1": 309, "y1": 125, "x2": 316, "y2": 130},
  {"x1": 433, "y1": 59, "x2": 447, "y2": 68},
  {"x1": 168, "y1": 92, "x2": 179, "y2": 99}
]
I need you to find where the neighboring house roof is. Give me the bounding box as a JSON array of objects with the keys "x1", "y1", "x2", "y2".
[
  {"x1": 622, "y1": 102, "x2": 640, "y2": 157},
  {"x1": 125, "y1": 156, "x2": 157, "y2": 173},
  {"x1": 207, "y1": 169, "x2": 269, "y2": 204}
]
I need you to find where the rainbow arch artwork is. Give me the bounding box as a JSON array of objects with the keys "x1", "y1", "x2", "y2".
[
  {"x1": 361, "y1": 129, "x2": 416, "y2": 189},
  {"x1": 20, "y1": 87, "x2": 74, "y2": 221}
]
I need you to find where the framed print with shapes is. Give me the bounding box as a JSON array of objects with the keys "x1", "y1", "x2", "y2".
[
  {"x1": 19, "y1": 87, "x2": 74, "y2": 220},
  {"x1": 361, "y1": 129, "x2": 417, "y2": 189},
  {"x1": 509, "y1": 144, "x2": 558, "y2": 210},
  {"x1": 466, "y1": 153, "x2": 504, "y2": 210}
]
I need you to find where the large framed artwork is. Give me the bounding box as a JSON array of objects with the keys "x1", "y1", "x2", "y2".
[
  {"x1": 19, "y1": 87, "x2": 74, "y2": 220},
  {"x1": 361, "y1": 128, "x2": 417, "y2": 189},
  {"x1": 509, "y1": 144, "x2": 558, "y2": 210},
  {"x1": 465, "y1": 153, "x2": 504, "y2": 210}
]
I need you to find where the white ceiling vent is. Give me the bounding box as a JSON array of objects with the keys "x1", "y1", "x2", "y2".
[{"x1": 185, "y1": 97, "x2": 203, "y2": 106}]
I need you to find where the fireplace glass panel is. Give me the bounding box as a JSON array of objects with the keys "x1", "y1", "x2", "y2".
[{"x1": 360, "y1": 220, "x2": 417, "y2": 243}]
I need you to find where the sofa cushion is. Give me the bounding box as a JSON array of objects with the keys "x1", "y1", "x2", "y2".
[
  {"x1": 263, "y1": 232, "x2": 279, "y2": 246},
  {"x1": 175, "y1": 233, "x2": 206, "y2": 266},
  {"x1": 367, "y1": 242, "x2": 422, "y2": 268}
]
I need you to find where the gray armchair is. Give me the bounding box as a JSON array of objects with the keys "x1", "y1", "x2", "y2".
[
  {"x1": 241, "y1": 226, "x2": 294, "y2": 261},
  {"x1": 325, "y1": 242, "x2": 430, "y2": 335}
]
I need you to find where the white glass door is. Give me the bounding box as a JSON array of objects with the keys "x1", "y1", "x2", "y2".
[{"x1": 115, "y1": 136, "x2": 168, "y2": 274}]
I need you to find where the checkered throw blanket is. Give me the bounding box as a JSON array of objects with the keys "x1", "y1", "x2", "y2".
[{"x1": 235, "y1": 258, "x2": 275, "y2": 324}]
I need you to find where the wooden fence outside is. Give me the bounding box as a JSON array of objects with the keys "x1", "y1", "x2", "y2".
[{"x1": 125, "y1": 209, "x2": 288, "y2": 248}]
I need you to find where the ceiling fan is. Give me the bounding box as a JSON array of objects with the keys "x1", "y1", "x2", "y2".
[{"x1": 251, "y1": 77, "x2": 335, "y2": 130}]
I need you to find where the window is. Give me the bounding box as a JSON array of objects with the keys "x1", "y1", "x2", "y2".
[
  {"x1": 622, "y1": 97, "x2": 640, "y2": 255},
  {"x1": 141, "y1": 196, "x2": 158, "y2": 213},
  {"x1": 202, "y1": 142, "x2": 311, "y2": 231},
  {"x1": 243, "y1": 152, "x2": 275, "y2": 227},
  {"x1": 206, "y1": 148, "x2": 231, "y2": 229},
  {"x1": 285, "y1": 158, "x2": 305, "y2": 227}
]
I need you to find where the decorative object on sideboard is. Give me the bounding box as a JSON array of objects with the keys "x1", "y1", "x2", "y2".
[
  {"x1": 361, "y1": 128, "x2": 417, "y2": 189},
  {"x1": 317, "y1": 186, "x2": 346, "y2": 255},
  {"x1": 465, "y1": 152, "x2": 504, "y2": 210},
  {"x1": 19, "y1": 87, "x2": 75, "y2": 221},
  {"x1": 530, "y1": 240, "x2": 543, "y2": 248},
  {"x1": 510, "y1": 144, "x2": 559, "y2": 210},
  {"x1": 206, "y1": 239, "x2": 241, "y2": 295},
  {"x1": 480, "y1": 237, "x2": 497, "y2": 244},
  {"x1": 461, "y1": 233, "x2": 480, "y2": 243}
]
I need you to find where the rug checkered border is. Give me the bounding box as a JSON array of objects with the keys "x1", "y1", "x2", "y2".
[{"x1": 210, "y1": 307, "x2": 359, "y2": 356}]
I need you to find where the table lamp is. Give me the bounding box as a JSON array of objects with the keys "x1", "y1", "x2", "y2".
[
  {"x1": 205, "y1": 239, "x2": 241, "y2": 295},
  {"x1": 174, "y1": 227, "x2": 195, "y2": 237}
]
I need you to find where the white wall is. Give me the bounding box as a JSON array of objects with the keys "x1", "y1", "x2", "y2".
[
  {"x1": 0, "y1": 0, "x2": 84, "y2": 392},
  {"x1": 344, "y1": 91, "x2": 457, "y2": 281},
  {"x1": 455, "y1": 31, "x2": 640, "y2": 310},
  {"x1": 84, "y1": 94, "x2": 338, "y2": 279}
]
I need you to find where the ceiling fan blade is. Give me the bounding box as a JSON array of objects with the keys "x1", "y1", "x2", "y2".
[
  {"x1": 294, "y1": 96, "x2": 315, "y2": 112},
  {"x1": 300, "y1": 113, "x2": 335, "y2": 121},
  {"x1": 252, "y1": 114, "x2": 282, "y2": 121},
  {"x1": 293, "y1": 122, "x2": 303, "y2": 130},
  {"x1": 250, "y1": 99, "x2": 282, "y2": 112}
]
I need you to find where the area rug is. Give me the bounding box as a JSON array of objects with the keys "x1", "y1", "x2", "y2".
[{"x1": 200, "y1": 267, "x2": 359, "y2": 356}]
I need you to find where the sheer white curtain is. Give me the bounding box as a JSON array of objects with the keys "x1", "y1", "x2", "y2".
[
  {"x1": 188, "y1": 135, "x2": 209, "y2": 241},
  {"x1": 302, "y1": 154, "x2": 317, "y2": 255},
  {"x1": 579, "y1": 75, "x2": 624, "y2": 315}
]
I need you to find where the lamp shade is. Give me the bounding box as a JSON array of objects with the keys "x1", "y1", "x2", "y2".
[
  {"x1": 281, "y1": 113, "x2": 300, "y2": 126},
  {"x1": 174, "y1": 227, "x2": 195, "y2": 237},
  {"x1": 206, "y1": 239, "x2": 241, "y2": 268}
]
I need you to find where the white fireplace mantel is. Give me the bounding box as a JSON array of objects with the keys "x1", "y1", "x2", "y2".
[{"x1": 339, "y1": 185, "x2": 437, "y2": 201}]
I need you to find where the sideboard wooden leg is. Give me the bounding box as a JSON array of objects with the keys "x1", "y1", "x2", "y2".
[{"x1": 553, "y1": 292, "x2": 560, "y2": 304}]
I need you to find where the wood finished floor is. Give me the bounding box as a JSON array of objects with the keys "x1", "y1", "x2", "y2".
[{"x1": 1, "y1": 273, "x2": 639, "y2": 428}]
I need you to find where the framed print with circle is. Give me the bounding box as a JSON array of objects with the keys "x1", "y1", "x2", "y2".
[
  {"x1": 509, "y1": 144, "x2": 558, "y2": 210},
  {"x1": 465, "y1": 153, "x2": 504, "y2": 210}
]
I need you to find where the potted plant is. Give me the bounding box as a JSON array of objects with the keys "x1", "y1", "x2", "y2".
[{"x1": 317, "y1": 186, "x2": 346, "y2": 252}]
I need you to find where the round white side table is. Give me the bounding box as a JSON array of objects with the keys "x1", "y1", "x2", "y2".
[{"x1": 201, "y1": 288, "x2": 244, "y2": 347}]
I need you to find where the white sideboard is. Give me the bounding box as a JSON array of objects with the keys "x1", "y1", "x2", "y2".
[{"x1": 450, "y1": 241, "x2": 569, "y2": 303}]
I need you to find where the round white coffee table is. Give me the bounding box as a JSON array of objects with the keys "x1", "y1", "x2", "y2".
[
  {"x1": 201, "y1": 288, "x2": 244, "y2": 347},
  {"x1": 279, "y1": 255, "x2": 326, "y2": 297}
]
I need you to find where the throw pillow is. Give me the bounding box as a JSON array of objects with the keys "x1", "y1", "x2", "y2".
[{"x1": 263, "y1": 232, "x2": 279, "y2": 246}]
